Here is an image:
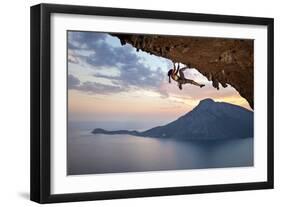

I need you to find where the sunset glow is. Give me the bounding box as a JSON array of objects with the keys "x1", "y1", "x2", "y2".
[{"x1": 67, "y1": 31, "x2": 251, "y2": 125}]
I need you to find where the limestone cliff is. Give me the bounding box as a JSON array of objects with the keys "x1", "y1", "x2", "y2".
[{"x1": 111, "y1": 34, "x2": 254, "y2": 109}]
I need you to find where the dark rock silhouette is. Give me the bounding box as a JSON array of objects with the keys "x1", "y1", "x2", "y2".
[
  {"x1": 110, "y1": 34, "x2": 254, "y2": 109},
  {"x1": 92, "y1": 128, "x2": 140, "y2": 136},
  {"x1": 92, "y1": 99, "x2": 253, "y2": 140}
]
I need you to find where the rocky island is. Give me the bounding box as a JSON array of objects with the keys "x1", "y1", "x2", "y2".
[{"x1": 92, "y1": 99, "x2": 253, "y2": 140}]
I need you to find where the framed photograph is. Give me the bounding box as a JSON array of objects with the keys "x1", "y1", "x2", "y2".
[{"x1": 30, "y1": 3, "x2": 274, "y2": 203}]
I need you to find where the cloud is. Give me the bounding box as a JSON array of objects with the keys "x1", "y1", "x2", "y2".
[
  {"x1": 68, "y1": 74, "x2": 80, "y2": 89},
  {"x1": 68, "y1": 53, "x2": 79, "y2": 64},
  {"x1": 68, "y1": 32, "x2": 106, "y2": 50},
  {"x1": 77, "y1": 81, "x2": 125, "y2": 94},
  {"x1": 93, "y1": 73, "x2": 120, "y2": 79},
  {"x1": 68, "y1": 31, "x2": 167, "y2": 96},
  {"x1": 68, "y1": 74, "x2": 126, "y2": 94}
]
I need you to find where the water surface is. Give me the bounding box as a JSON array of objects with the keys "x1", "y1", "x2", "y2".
[{"x1": 67, "y1": 125, "x2": 253, "y2": 175}]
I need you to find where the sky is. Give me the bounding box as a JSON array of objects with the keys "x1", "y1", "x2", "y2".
[{"x1": 67, "y1": 31, "x2": 251, "y2": 126}]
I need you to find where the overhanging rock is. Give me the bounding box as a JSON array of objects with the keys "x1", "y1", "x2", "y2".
[{"x1": 111, "y1": 34, "x2": 254, "y2": 109}]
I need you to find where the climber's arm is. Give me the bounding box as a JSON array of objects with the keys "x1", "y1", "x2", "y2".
[
  {"x1": 171, "y1": 62, "x2": 177, "y2": 76},
  {"x1": 174, "y1": 63, "x2": 180, "y2": 75}
]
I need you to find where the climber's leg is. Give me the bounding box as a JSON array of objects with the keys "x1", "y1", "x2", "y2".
[
  {"x1": 179, "y1": 68, "x2": 186, "y2": 80},
  {"x1": 178, "y1": 82, "x2": 183, "y2": 90},
  {"x1": 183, "y1": 79, "x2": 205, "y2": 88},
  {"x1": 177, "y1": 64, "x2": 205, "y2": 89}
]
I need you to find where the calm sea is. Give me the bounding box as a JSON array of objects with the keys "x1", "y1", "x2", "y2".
[{"x1": 67, "y1": 122, "x2": 253, "y2": 175}]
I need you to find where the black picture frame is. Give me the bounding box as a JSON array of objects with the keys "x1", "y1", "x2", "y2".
[{"x1": 30, "y1": 3, "x2": 274, "y2": 204}]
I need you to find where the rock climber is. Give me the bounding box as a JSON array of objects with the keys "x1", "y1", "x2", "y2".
[{"x1": 167, "y1": 62, "x2": 205, "y2": 90}]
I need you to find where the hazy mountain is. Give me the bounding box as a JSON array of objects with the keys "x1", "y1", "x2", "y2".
[{"x1": 92, "y1": 98, "x2": 253, "y2": 140}]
